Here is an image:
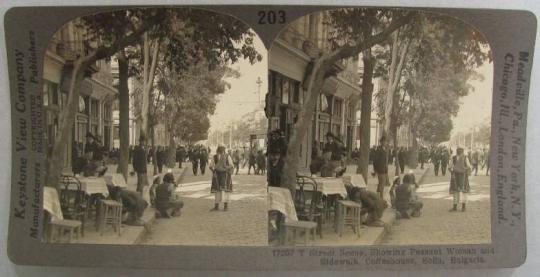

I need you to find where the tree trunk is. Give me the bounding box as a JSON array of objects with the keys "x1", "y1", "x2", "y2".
[
  {"x1": 382, "y1": 30, "x2": 410, "y2": 177},
  {"x1": 140, "y1": 33, "x2": 160, "y2": 140},
  {"x1": 356, "y1": 49, "x2": 375, "y2": 183},
  {"x1": 409, "y1": 132, "x2": 419, "y2": 169},
  {"x1": 282, "y1": 59, "x2": 329, "y2": 198},
  {"x1": 391, "y1": 119, "x2": 400, "y2": 176},
  {"x1": 151, "y1": 123, "x2": 158, "y2": 176},
  {"x1": 46, "y1": 60, "x2": 87, "y2": 188},
  {"x1": 116, "y1": 50, "x2": 130, "y2": 181},
  {"x1": 167, "y1": 126, "x2": 176, "y2": 168}
]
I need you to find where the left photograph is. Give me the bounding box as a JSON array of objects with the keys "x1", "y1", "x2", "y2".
[{"x1": 41, "y1": 7, "x2": 268, "y2": 246}]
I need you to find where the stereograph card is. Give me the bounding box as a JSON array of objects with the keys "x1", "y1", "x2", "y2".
[{"x1": 2, "y1": 3, "x2": 535, "y2": 270}]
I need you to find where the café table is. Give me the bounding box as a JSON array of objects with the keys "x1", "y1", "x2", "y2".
[
  {"x1": 43, "y1": 186, "x2": 64, "y2": 220},
  {"x1": 268, "y1": 187, "x2": 298, "y2": 221},
  {"x1": 299, "y1": 176, "x2": 348, "y2": 225},
  {"x1": 104, "y1": 173, "x2": 128, "y2": 188},
  {"x1": 309, "y1": 176, "x2": 348, "y2": 198},
  {"x1": 77, "y1": 176, "x2": 110, "y2": 197}
]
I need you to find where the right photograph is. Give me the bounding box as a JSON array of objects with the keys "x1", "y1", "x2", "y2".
[{"x1": 266, "y1": 8, "x2": 493, "y2": 246}]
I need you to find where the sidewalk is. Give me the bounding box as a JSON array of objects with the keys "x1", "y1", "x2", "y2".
[
  {"x1": 75, "y1": 163, "x2": 187, "y2": 245},
  {"x1": 308, "y1": 163, "x2": 430, "y2": 246}
]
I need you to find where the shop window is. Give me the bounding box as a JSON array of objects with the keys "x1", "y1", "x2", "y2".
[
  {"x1": 281, "y1": 78, "x2": 290, "y2": 105},
  {"x1": 320, "y1": 94, "x2": 332, "y2": 114},
  {"x1": 333, "y1": 98, "x2": 343, "y2": 117},
  {"x1": 43, "y1": 80, "x2": 59, "y2": 107},
  {"x1": 91, "y1": 99, "x2": 99, "y2": 119}
]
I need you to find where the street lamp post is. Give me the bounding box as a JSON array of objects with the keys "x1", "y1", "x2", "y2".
[
  {"x1": 256, "y1": 77, "x2": 262, "y2": 105},
  {"x1": 229, "y1": 122, "x2": 233, "y2": 150}
]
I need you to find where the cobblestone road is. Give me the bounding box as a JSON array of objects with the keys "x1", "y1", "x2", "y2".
[
  {"x1": 382, "y1": 167, "x2": 491, "y2": 245},
  {"x1": 141, "y1": 163, "x2": 268, "y2": 246}
]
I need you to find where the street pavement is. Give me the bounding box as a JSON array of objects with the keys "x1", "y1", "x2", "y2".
[
  {"x1": 141, "y1": 163, "x2": 268, "y2": 246},
  {"x1": 382, "y1": 167, "x2": 491, "y2": 245}
]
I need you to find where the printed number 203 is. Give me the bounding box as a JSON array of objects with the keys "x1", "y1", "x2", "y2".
[{"x1": 258, "y1": 10, "x2": 286, "y2": 24}]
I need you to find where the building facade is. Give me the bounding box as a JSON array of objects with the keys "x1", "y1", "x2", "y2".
[
  {"x1": 268, "y1": 12, "x2": 361, "y2": 170},
  {"x1": 43, "y1": 22, "x2": 117, "y2": 170}
]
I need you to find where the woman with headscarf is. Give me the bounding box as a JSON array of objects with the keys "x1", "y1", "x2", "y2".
[{"x1": 209, "y1": 146, "x2": 234, "y2": 211}]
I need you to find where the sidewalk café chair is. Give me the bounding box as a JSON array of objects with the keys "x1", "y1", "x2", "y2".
[
  {"x1": 60, "y1": 175, "x2": 87, "y2": 236},
  {"x1": 44, "y1": 208, "x2": 82, "y2": 243},
  {"x1": 295, "y1": 174, "x2": 324, "y2": 238},
  {"x1": 281, "y1": 219, "x2": 318, "y2": 246}
]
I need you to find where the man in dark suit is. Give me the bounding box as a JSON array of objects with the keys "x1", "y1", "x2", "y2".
[
  {"x1": 132, "y1": 135, "x2": 148, "y2": 195},
  {"x1": 373, "y1": 136, "x2": 389, "y2": 199}
]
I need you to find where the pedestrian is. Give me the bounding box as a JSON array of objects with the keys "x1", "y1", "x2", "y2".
[
  {"x1": 156, "y1": 146, "x2": 166, "y2": 174},
  {"x1": 190, "y1": 148, "x2": 199, "y2": 176},
  {"x1": 449, "y1": 147, "x2": 471, "y2": 212},
  {"x1": 199, "y1": 147, "x2": 208, "y2": 175},
  {"x1": 176, "y1": 146, "x2": 185, "y2": 169},
  {"x1": 132, "y1": 135, "x2": 148, "y2": 195},
  {"x1": 209, "y1": 146, "x2": 234, "y2": 211},
  {"x1": 256, "y1": 150, "x2": 266, "y2": 175},
  {"x1": 154, "y1": 173, "x2": 184, "y2": 218},
  {"x1": 232, "y1": 149, "x2": 241, "y2": 175},
  {"x1": 248, "y1": 149, "x2": 257, "y2": 175},
  {"x1": 440, "y1": 147, "x2": 450, "y2": 176},
  {"x1": 240, "y1": 149, "x2": 246, "y2": 169},
  {"x1": 431, "y1": 148, "x2": 441, "y2": 176},
  {"x1": 471, "y1": 149, "x2": 479, "y2": 176},
  {"x1": 372, "y1": 136, "x2": 390, "y2": 200},
  {"x1": 419, "y1": 147, "x2": 427, "y2": 169}
]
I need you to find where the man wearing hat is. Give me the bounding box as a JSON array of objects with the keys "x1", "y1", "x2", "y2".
[
  {"x1": 320, "y1": 132, "x2": 346, "y2": 177},
  {"x1": 267, "y1": 149, "x2": 284, "y2": 187},
  {"x1": 372, "y1": 136, "x2": 390, "y2": 200},
  {"x1": 82, "y1": 132, "x2": 106, "y2": 176},
  {"x1": 84, "y1": 132, "x2": 99, "y2": 160},
  {"x1": 132, "y1": 135, "x2": 148, "y2": 195}
]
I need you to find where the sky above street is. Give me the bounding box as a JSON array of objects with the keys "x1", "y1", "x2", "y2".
[
  {"x1": 208, "y1": 34, "x2": 267, "y2": 133},
  {"x1": 451, "y1": 59, "x2": 494, "y2": 136}
]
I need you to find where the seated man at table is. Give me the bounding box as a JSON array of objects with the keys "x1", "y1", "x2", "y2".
[
  {"x1": 154, "y1": 173, "x2": 184, "y2": 218},
  {"x1": 108, "y1": 186, "x2": 148, "y2": 226},
  {"x1": 345, "y1": 175, "x2": 388, "y2": 227},
  {"x1": 394, "y1": 173, "x2": 423, "y2": 219}
]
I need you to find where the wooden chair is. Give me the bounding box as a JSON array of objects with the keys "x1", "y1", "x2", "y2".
[
  {"x1": 295, "y1": 175, "x2": 324, "y2": 238},
  {"x1": 281, "y1": 220, "x2": 317, "y2": 246},
  {"x1": 97, "y1": 199, "x2": 123, "y2": 236},
  {"x1": 60, "y1": 175, "x2": 87, "y2": 236},
  {"x1": 49, "y1": 219, "x2": 82, "y2": 243},
  {"x1": 336, "y1": 200, "x2": 362, "y2": 237}
]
